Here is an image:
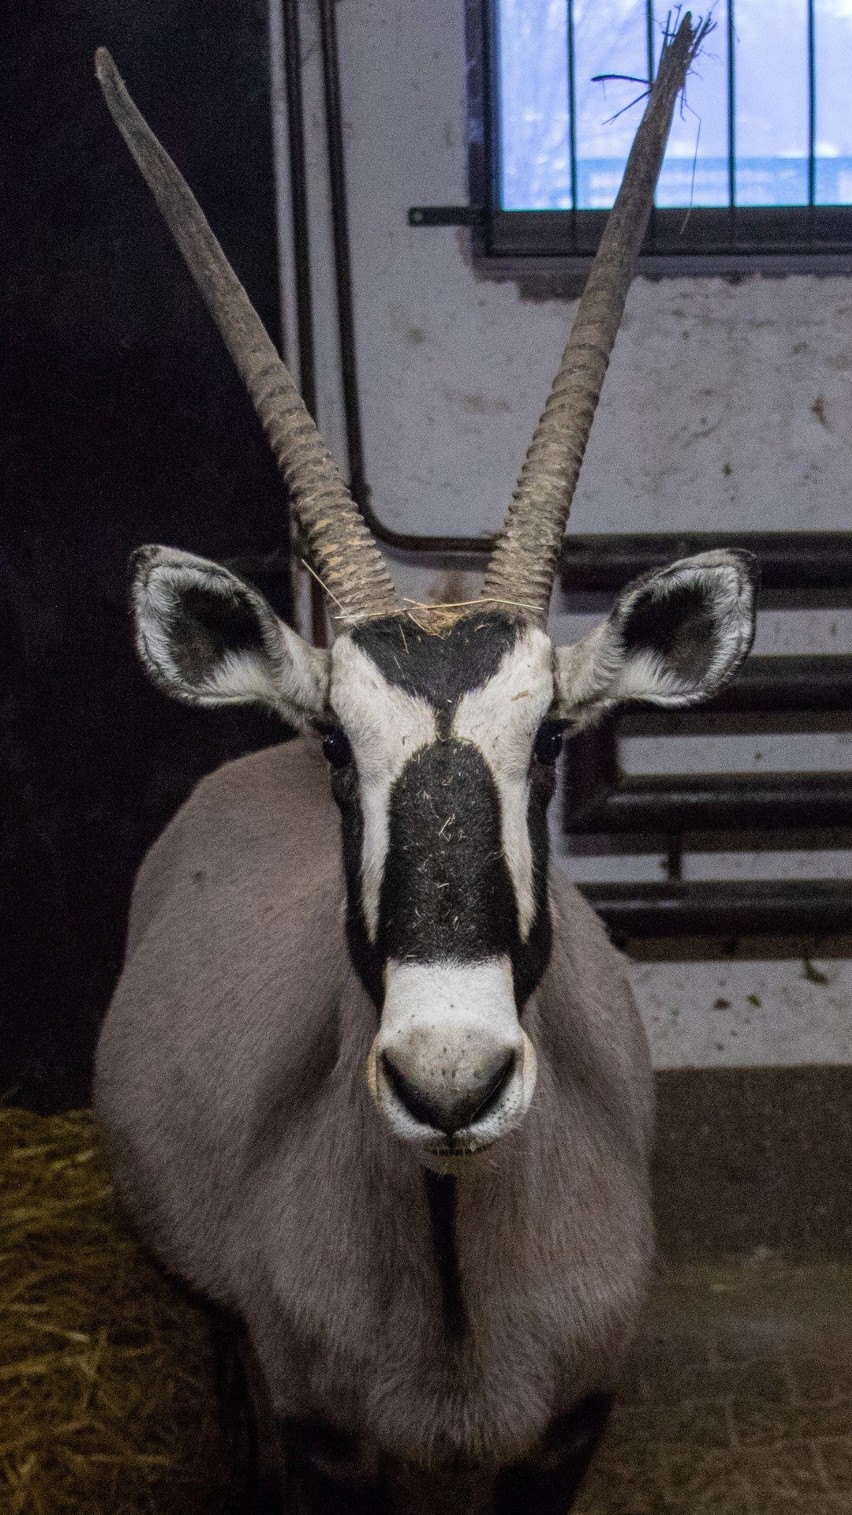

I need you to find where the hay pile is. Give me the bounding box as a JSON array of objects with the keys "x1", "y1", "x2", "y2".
[{"x1": 0, "y1": 1106, "x2": 235, "y2": 1514}]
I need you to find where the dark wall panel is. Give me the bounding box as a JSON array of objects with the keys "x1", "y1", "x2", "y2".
[{"x1": 2, "y1": 1, "x2": 292, "y2": 1108}]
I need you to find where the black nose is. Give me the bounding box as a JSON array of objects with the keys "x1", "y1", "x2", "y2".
[{"x1": 382, "y1": 1049, "x2": 516, "y2": 1134}]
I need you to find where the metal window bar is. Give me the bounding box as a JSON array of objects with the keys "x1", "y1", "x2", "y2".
[
  {"x1": 561, "y1": 0, "x2": 823, "y2": 217},
  {"x1": 557, "y1": 0, "x2": 821, "y2": 218},
  {"x1": 451, "y1": 0, "x2": 852, "y2": 267},
  {"x1": 645, "y1": 0, "x2": 656, "y2": 243},
  {"x1": 645, "y1": 0, "x2": 656, "y2": 96},
  {"x1": 808, "y1": 0, "x2": 816, "y2": 210},
  {"x1": 566, "y1": 0, "x2": 577, "y2": 243},
  {"x1": 727, "y1": 0, "x2": 736, "y2": 215}
]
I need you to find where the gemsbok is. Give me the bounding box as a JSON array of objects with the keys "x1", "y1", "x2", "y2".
[{"x1": 94, "y1": 17, "x2": 757, "y2": 1512}]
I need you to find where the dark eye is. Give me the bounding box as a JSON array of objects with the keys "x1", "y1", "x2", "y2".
[
  {"x1": 532, "y1": 722, "x2": 565, "y2": 765},
  {"x1": 322, "y1": 727, "x2": 352, "y2": 769}
]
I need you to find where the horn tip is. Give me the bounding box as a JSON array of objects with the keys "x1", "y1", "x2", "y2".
[{"x1": 95, "y1": 46, "x2": 116, "y2": 84}]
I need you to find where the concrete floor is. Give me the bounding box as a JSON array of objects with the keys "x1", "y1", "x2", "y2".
[{"x1": 576, "y1": 1259, "x2": 852, "y2": 1514}]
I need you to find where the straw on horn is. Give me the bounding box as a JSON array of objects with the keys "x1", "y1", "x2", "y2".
[
  {"x1": 481, "y1": 12, "x2": 708, "y2": 625},
  {"x1": 95, "y1": 47, "x2": 399, "y2": 625}
]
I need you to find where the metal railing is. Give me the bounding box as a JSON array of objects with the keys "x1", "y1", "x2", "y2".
[{"x1": 562, "y1": 532, "x2": 852, "y2": 941}]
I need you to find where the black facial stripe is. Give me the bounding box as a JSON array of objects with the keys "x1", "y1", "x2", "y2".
[
  {"x1": 350, "y1": 612, "x2": 524, "y2": 733},
  {"x1": 517, "y1": 765, "x2": 554, "y2": 1007},
  {"x1": 329, "y1": 762, "x2": 381, "y2": 1002},
  {"x1": 424, "y1": 1172, "x2": 466, "y2": 1343},
  {"x1": 378, "y1": 740, "x2": 518, "y2": 966}
]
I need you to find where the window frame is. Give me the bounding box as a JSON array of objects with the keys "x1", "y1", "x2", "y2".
[{"x1": 464, "y1": 0, "x2": 852, "y2": 275}]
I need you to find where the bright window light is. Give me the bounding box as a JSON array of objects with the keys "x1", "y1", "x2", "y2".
[{"x1": 497, "y1": 0, "x2": 852, "y2": 212}]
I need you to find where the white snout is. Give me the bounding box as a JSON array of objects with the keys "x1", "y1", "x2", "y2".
[{"x1": 367, "y1": 958, "x2": 538, "y2": 1165}]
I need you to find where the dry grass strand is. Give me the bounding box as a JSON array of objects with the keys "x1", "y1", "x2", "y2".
[{"x1": 0, "y1": 1106, "x2": 233, "y2": 1515}]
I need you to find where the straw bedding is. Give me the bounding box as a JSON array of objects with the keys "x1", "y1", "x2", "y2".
[{"x1": 0, "y1": 1106, "x2": 235, "y2": 1514}]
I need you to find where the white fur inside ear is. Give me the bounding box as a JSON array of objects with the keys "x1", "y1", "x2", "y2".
[
  {"x1": 554, "y1": 550, "x2": 757, "y2": 722},
  {"x1": 131, "y1": 546, "x2": 329, "y2": 724}
]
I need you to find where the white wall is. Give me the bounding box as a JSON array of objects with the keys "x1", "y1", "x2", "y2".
[{"x1": 281, "y1": 0, "x2": 852, "y2": 1068}]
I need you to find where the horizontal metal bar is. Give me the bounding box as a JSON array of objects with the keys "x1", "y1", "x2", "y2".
[
  {"x1": 568, "y1": 773, "x2": 852, "y2": 835},
  {"x1": 619, "y1": 656, "x2": 852, "y2": 730},
  {"x1": 408, "y1": 206, "x2": 482, "y2": 227},
  {"x1": 560, "y1": 532, "x2": 852, "y2": 594},
  {"x1": 489, "y1": 206, "x2": 852, "y2": 260},
  {"x1": 580, "y1": 879, "x2": 852, "y2": 939},
  {"x1": 480, "y1": 251, "x2": 852, "y2": 280}
]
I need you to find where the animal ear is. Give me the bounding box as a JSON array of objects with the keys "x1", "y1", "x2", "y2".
[
  {"x1": 130, "y1": 546, "x2": 329, "y2": 725},
  {"x1": 554, "y1": 549, "x2": 758, "y2": 725}
]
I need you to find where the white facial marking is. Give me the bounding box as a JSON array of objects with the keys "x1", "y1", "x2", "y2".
[
  {"x1": 381, "y1": 956, "x2": 519, "y2": 1051},
  {"x1": 330, "y1": 636, "x2": 437, "y2": 940},
  {"x1": 370, "y1": 956, "x2": 537, "y2": 1160},
  {"x1": 452, "y1": 627, "x2": 554, "y2": 940}
]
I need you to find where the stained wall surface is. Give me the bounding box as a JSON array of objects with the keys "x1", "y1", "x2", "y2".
[{"x1": 301, "y1": 0, "x2": 852, "y2": 1067}]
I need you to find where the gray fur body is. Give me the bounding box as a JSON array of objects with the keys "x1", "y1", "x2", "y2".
[{"x1": 96, "y1": 737, "x2": 654, "y2": 1505}]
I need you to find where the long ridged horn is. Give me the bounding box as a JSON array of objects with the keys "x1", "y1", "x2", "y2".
[
  {"x1": 95, "y1": 47, "x2": 399, "y2": 625},
  {"x1": 482, "y1": 13, "x2": 707, "y2": 625}
]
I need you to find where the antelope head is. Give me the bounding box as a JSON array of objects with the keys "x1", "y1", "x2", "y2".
[{"x1": 97, "y1": 18, "x2": 756, "y2": 1166}]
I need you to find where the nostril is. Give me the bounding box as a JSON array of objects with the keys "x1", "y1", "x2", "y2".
[
  {"x1": 381, "y1": 1049, "x2": 516, "y2": 1135},
  {"x1": 464, "y1": 1049, "x2": 516, "y2": 1128},
  {"x1": 382, "y1": 1055, "x2": 445, "y2": 1130}
]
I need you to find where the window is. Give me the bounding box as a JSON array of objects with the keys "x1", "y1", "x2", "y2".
[{"x1": 468, "y1": 0, "x2": 852, "y2": 267}]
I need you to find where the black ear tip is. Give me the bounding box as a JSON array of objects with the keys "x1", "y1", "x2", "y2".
[
  {"x1": 728, "y1": 547, "x2": 758, "y2": 570},
  {"x1": 128, "y1": 543, "x2": 165, "y2": 575},
  {"x1": 127, "y1": 546, "x2": 170, "y2": 602}
]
